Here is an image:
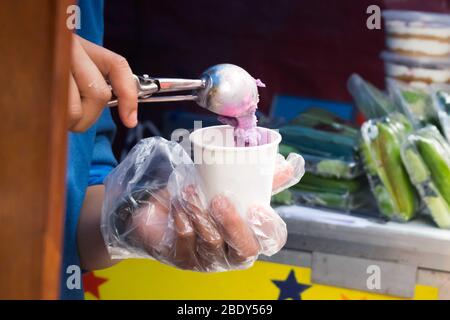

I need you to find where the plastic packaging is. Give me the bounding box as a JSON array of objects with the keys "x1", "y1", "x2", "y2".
[
  {"x1": 277, "y1": 172, "x2": 370, "y2": 213},
  {"x1": 101, "y1": 136, "x2": 303, "y2": 272},
  {"x1": 347, "y1": 74, "x2": 397, "y2": 119},
  {"x1": 383, "y1": 10, "x2": 450, "y2": 57},
  {"x1": 430, "y1": 83, "x2": 450, "y2": 142},
  {"x1": 387, "y1": 78, "x2": 440, "y2": 130},
  {"x1": 278, "y1": 118, "x2": 363, "y2": 180},
  {"x1": 289, "y1": 107, "x2": 359, "y2": 138},
  {"x1": 294, "y1": 172, "x2": 364, "y2": 194},
  {"x1": 381, "y1": 51, "x2": 450, "y2": 85},
  {"x1": 401, "y1": 126, "x2": 450, "y2": 229},
  {"x1": 360, "y1": 113, "x2": 418, "y2": 222},
  {"x1": 279, "y1": 143, "x2": 362, "y2": 180},
  {"x1": 288, "y1": 189, "x2": 372, "y2": 214},
  {"x1": 383, "y1": 10, "x2": 450, "y2": 27}
]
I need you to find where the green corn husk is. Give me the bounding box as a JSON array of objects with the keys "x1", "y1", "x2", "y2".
[
  {"x1": 279, "y1": 143, "x2": 359, "y2": 179},
  {"x1": 278, "y1": 119, "x2": 363, "y2": 179},
  {"x1": 360, "y1": 113, "x2": 417, "y2": 221},
  {"x1": 315, "y1": 159, "x2": 358, "y2": 179},
  {"x1": 416, "y1": 127, "x2": 450, "y2": 206},
  {"x1": 401, "y1": 131, "x2": 450, "y2": 229},
  {"x1": 289, "y1": 186, "x2": 374, "y2": 213},
  {"x1": 293, "y1": 172, "x2": 364, "y2": 194},
  {"x1": 360, "y1": 142, "x2": 396, "y2": 216}
]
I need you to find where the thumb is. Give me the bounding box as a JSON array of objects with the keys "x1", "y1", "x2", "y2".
[{"x1": 272, "y1": 153, "x2": 305, "y2": 195}]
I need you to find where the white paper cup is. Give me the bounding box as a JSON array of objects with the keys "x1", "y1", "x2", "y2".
[{"x1": 190, "y1": 125, "x2": 281, "y2": 214}]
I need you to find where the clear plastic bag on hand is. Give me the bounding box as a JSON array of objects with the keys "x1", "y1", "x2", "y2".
[{"x1": 101, "y1": 137, "x2": 300, "y2": 272}]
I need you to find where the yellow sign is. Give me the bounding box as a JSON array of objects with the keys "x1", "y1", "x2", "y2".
[{"x1": 84, "y1": 259, "x2": 438, "y2": 300}]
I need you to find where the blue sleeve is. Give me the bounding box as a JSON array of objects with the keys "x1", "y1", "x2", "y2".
[
  {"x1": 89, "y1": 109, "x2": 118, "y2": 186},
  {"x1": 77, "y1": 0, "x2": 115, "y2": 184}
]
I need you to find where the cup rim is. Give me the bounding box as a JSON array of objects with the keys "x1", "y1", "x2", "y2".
[{"x1": 190, "y1": 125, "x2": 281, "y2": 151}]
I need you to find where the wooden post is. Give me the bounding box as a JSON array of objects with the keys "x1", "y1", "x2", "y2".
[{"x1": 0, "y1": 0, "x2": 73, "y2": 299}]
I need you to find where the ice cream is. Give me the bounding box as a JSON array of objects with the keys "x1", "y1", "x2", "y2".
[
  {"x1": 217, "y1": 79, "x2": 265, "y2": 147},
  {"x1": 198, "y1": 64, "x2": 265, "y2": 147}
]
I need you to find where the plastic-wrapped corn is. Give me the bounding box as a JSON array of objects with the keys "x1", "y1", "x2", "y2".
[
  {"x1": 288, "y1": 173, "x2": 370, "y2": 213},
  {"x1": 430, "y1": 84, "x2": 450, "y2": 142},
  {"x1": 279, "y1": 143, "x2": 361, "y2": 180},
  {"x1": 387, "y1": 79, "x2": 440, "y2": 129},
  {"x1": 347, "y1": 74, "x2": 397, "y2": 119},
  {"x1": 290, "y1": 189, "x2": 366, "y2": 212},
  {"x1": 360, "y1": 113, "x2": 418, "y2": 221},
  {"x1": 401, "y1": 126, "x2": 450, "y2": 229},
  {"x1": 279, "y1": 111, "x2": 363, "y2": 180},
  {"x1": 290, "y1": 107, "x2": 360, "y2": 138}
]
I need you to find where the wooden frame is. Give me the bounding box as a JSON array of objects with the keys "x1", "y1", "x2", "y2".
[{"x1": 0, "y1": 0, "x2": 73, "y2": 299}]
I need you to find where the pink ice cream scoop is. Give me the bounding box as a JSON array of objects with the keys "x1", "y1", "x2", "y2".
[
  {"x1": 196, "y1": 64, "x2": 265, "y2": 146},
  {"x1": 106, "y1": 63, "x2": 265, "y2": 146}
]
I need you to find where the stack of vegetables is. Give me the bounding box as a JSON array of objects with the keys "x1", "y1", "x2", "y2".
[
  {"x1": 272, "y1": 108, "x2": 374, "y2": 214},
  {"x1": 348, "y1": 74, "x2": 450, "y2": 228}
]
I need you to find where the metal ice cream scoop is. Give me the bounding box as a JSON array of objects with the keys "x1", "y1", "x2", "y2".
[{"x1": 107, "y1": 64, "x2": 259, "y2": 117}]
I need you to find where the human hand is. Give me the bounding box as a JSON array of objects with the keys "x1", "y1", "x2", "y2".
[
  {"x1": 68, "y1": 34, "x2": 138, "y2": 132},
  {"x1": 101, "y1": 137, "x2": 305, "y2": 271}
]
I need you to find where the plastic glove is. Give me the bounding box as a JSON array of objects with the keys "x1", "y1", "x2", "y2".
[{"x1": 101, "y1": 137, "x2": 304, "y2": 272}]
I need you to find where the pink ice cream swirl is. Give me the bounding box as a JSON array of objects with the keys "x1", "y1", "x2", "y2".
[{"x1": 217, "y1": 79, "x2": 266, "y2": 147}]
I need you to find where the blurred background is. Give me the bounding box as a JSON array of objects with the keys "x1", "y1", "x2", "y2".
[
  {"x1": 103, "y1": 0, "x2": 450, "y2": 155},
  {"x1": 78, "y1": 0, "x2": 450, "y2": 300}
]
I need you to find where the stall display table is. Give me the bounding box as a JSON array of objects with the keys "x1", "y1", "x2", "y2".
[
  {"x1": 263, "y1": 206, "x2": 450, "y2": 299},
  {"x1": 83, "y1": 206, "x2": 449, "y2": 300}
]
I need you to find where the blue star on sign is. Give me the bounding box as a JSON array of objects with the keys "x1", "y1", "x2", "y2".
[{"x1": 272, "y1": 269, "x2": 311, "y2": 300}]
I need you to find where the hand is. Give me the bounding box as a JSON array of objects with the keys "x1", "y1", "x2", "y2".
[
  {"x1": 101, "y1": 138, "x2": 305, "y2": 272},
  {"x1": 68, "y1": 34, "x2": 138, "y2": 132}
]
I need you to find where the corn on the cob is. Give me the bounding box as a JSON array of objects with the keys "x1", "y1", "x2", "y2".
[
  {"x1": 360, "y1": 114, "x2": 417, "y2": 221},
  {"x1": 401, "y1": 126, "x2": 450, "y2": 228}
]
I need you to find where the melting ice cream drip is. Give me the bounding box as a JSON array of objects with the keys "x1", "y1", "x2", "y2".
[{"x1": 218, "y1": 79, "x2": 266, "y2": 147}]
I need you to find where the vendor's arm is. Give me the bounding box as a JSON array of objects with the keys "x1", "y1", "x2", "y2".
[
  {"x1": 77, "y1": 107, "x2": 121, "y2": 271},
  {"x1": 77, "y1": 184, "x2": 117, "y2": 270}
]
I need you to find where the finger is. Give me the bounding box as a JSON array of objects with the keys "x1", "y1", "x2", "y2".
[
  {"x1": 67, "y1": 73, "x2": 83, "y2": 131},
  {"x1": 247, "y1": 205, "x2": 287, "y2": 256},
  {"x1": 169, "y1": 200, "x2": 199, "y2": 270},
  {"x1": 272, "y1": 153, "x2": 305, "y2": 195},
  {"x1": 77, "y1": 35, "x2": 138, "y2": 128},
  {"x1": 70, "y1": 37, "x2": 112, "y2": 131},
  {"x1": 209, "y1": 195, "x2": 259, "y2": 266},
  {"x1": 182, "y1": 185, "x2": 223, "y2": 250},
  {"x1": 131, "y1": 190, "x2": 170, "y2": 253},
  {"x1": 180, "y1": 186, "x2": 226, "y2": 271}
]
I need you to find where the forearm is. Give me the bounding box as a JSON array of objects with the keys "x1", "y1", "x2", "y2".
[{"x1": 77, "y1": 184, "x2": 120, "y2": 271}]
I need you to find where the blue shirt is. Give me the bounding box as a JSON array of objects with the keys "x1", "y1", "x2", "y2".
[{"x1": 60, "y1": 0, "x2": 116, "y2": 299}]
